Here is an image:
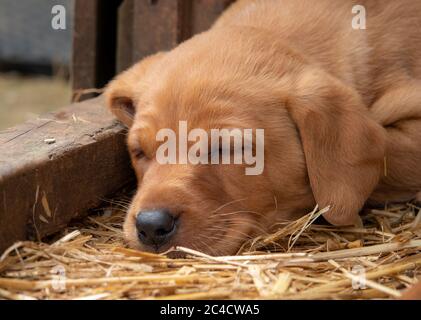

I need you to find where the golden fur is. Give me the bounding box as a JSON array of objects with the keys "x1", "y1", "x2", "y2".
[{"x1": 105, "y1": 0, "x2": 421, "y2": 255}]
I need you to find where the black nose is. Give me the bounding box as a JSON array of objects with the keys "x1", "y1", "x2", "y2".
[{"x1": 136, "y1": 210, "x2": 176, "y2": 247}]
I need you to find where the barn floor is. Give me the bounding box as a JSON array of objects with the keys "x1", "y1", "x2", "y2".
[
  {"x1": 0, "y1": 202, "x2": 420, "y2": 300},
  {"x1": 0, "y1": 73, "x2": 71, "y2": 130}
]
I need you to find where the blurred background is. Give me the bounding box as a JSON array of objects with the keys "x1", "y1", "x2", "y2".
[{"x1": 0, "y1": 0, "x2": 74, "y2": 129}]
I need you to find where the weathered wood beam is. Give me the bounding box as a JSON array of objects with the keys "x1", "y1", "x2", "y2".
[
  {"x1": 0, "y1": 97, "x2": 134, "y2": 253},
  {"x1": 116, "y1": 0, "x2": 236, "y2": 73},
  {"x1": 72, "y1": 0, "x2": 100, "y2": 96},
  {"x1": 117, "y1": 0, "x2": 192, "y2": 72},
  {"x1": 191, "y1": 0, "x2": 235, "y2": 34},
  {"x1": 72, "y1": 0, "x2": 121, "y2": 100}
]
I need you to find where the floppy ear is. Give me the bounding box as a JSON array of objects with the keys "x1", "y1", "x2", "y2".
[
  {"x1": 104, "y1": 52, "x2": 166, "y2": 127},
  {"x1": 286, "y1": 69, "x2": 386, "y2": 226}
]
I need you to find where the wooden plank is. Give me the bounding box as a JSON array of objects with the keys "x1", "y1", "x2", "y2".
[
  {"x1": 72, "y1": 0, "x2": 121, "y2": 100},
  {"x1": 74, "y1": 0, "x2": 234, "y2": 89},
  {"x1": 191, "y1": 0, "x2": 235, "y2": 34},
  {"x1": 72, "y1": 0, "x2": 99, "y2": 96},
  {"x1": 116, "y1": 0, "x2": 136, "y2": 72},
  {"x1": 0, "y1": 97, "x2": 134, "y2": 253},
  {"x1": 95, "y1": 1, "x2": 122, "y2": 89},
  {"x1": 117, "y1": 0, "x2": 192, "y2": 72}
]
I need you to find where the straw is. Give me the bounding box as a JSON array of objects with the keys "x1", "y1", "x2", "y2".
[{"x1": 0, "y1": 202, "x2": 419, "y2": 300}]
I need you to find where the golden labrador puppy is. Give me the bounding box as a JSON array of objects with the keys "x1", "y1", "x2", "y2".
[{"x1": 105, "y1": 0, "x2": 421, "y2": 255}]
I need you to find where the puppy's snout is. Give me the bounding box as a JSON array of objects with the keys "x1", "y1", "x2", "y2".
[{"x1": 136, "y1": 210, "x2": 176, "y2": 247}]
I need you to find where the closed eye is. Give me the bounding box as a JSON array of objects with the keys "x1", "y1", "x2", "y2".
[{"x1": 131, "y1": 148, "x2": 145, "y2": 160}]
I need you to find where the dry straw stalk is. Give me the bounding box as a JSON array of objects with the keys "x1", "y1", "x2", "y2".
[{"x1": 0, "y1": 202, "x2": 419, "y2": 300}]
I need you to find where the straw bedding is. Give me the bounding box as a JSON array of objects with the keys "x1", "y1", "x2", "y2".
[{"x1": 0, "y1": 201, "x2": 420, "y2": 300}]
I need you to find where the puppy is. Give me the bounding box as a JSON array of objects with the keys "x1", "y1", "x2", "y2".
[
  {"x1": 105, "y1": 0, "x2": 421, "y2": 255},
  {"x1": 400, "y1": 281, "x2": 421, "y2": 300}
]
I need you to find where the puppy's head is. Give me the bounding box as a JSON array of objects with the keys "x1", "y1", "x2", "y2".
[{"x1": 105, "y1": 29, "x2": 386, "y2": 255}]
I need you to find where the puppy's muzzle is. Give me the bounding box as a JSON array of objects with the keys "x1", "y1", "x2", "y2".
[{"x1": 136, "y1": 209, "x2": 176, "y2": 249}]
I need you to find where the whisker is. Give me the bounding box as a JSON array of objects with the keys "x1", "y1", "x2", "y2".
[
  {"x1": 99, "y1": 199, "x2": 133, "y2": 211},
  {"x1": 226, "y1": 215, "x2": 267, "y2": 226},
  {"x1": 207, "y1": 217, "x2": 266, "y2": 233},
  {"x1": 113, "y1": 203, "x2": 130, "y2": 209},
  {"x1": 273, "y1": 195, "x2": 278, "y2": 211},
  {"x1": 99, "y1": 197, "x2": 132, "y2": 205},
  {"x1": 229, "y1": 223, "x2": 268, "y2": 237},
  {"x1": 209, "y1": 198, "x2": 247, "y2": 215},
  {"x1": 198, "y1": 239, "x2": 218, "y2": 256},
  {"x1": 222, "y1": 218, "x2": 269, "y2": 236},
  {"x1": 219, "y1": 215, "x2": 268, "y2": 229},
  {"x1": 204, "y1": 231, "x2": 252, "y2": 243},
  {"x1": 111, "y1": 199, "x2": 133, "y2": 206},
  {"x1": 207, "y1": 225, "x2": 256, "y2": 241},
  {"x1": 214, "y1": 210, "x2": 271, "y2": 223},
  {"x1": 205, "y1": 225, "x2": 252, "y2": 239}
]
